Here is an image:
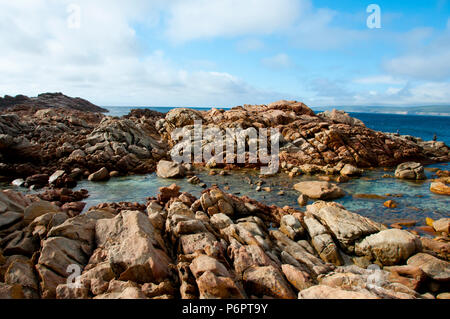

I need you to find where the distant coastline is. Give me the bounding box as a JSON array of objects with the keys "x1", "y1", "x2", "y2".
[{"x1": 103, "y1": 104, "x2": 450, "y2": 117}]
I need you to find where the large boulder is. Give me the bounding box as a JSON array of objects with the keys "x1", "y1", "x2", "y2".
[
  {"x1": 156, "y1": 160, "x2": 186, "y2": 179},
  {"x1": 293, "y1": 181, "x2": 345, "y2": 200},
  {"x1": 165, "y1": 108, "x2": 204, "y2": 128},
  {"x1": 355, "y1": 229, "x2": 421, "y2": 266},
  {"x1": 306, "y1": 201, "x2": 384, "y2": 252},
  {"x1": 395, "y1": 162, "x2": 426, "y2": 180},
  {"x1": 95, "y1": 210, "x2": 172, "y2": 283}
]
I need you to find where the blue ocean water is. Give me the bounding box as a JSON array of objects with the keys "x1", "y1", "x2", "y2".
[{"x1": 105, "y1": 106, "x2": 450, "y2": 145}]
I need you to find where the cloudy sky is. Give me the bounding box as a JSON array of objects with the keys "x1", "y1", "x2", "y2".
[{"x1": 1, "y1": 0, "x2": 450, "y2": 108}]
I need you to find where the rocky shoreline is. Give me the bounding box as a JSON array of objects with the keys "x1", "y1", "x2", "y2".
[
  {"x1": 0, "y1": 185, "x2": 449, "y2": 299},
  {"x1": 0, "y1": 94, "x2": 449, "y2": 299}
]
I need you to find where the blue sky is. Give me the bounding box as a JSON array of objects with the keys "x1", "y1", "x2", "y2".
[{"x1": 1, "y1": 0, "x2": 450, "y2": 108}]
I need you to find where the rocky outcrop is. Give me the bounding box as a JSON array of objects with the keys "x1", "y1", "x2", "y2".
[
  {"x1": 156, "y1": 100, "x2": 450, "y2": 169},
  {"x1": 0, "y1": 103, "x2": 167, "y2": 182},
  {"x1": 1, "y1": 182, "x2": 450, "y2": 299},
  {"x1": 0, "y1": 93, "x2": 108, "y2": 113}
]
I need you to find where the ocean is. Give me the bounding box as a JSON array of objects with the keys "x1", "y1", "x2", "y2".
[{"x1": 105, "y1": 106, "x2": 450, "y2": 145}]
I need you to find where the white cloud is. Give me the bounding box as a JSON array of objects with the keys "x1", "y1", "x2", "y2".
[
  {"x1": 353, "y1": 75, "x2": 406, "y2": 85},
  {"x1": 165, "y1": 0, "x2": 304, "y2": 43},
  {"x1": 0, "y1": 0, "x2": 289, "y2": 107},
  {"x1": 236, "y1": 38, "x2": 265, "y2": 52},
  {"x1": 383, "y1": 22, "x2": 450, "y2": 81},
  {"x1": 261, "y1": 53, "x2": 293, "y2": 69}
]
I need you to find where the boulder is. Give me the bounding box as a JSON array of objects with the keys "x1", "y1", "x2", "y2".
[
  {"x1": 95, "y1": 210, "x2": 172, "y2": 283},
  {"x1": 243, "y1": 265, "x2": 296, "y2": 299},
  {"x1": 279, "y1": 215, "x2": 305, "y2": 240},
  {"x1": 88, "y1": 167, "x2": 109, "y2": 182},
  {"x1": 433, "y1": 218, "x2": 450, "y2": 234},
  {"x1": 340, "y1": 164, "x2": 363, "y2": 177},
  {"x1": 196, "y1": 271, "x2": 245, "y2": 299},
  {"x1": 395, "y1": 162, "x2": 426, "y2": 180},
  {"x1": 407, "y1": 253, "x2": 450, "y2": 282},
  {"x1": 355, "y1": 229, "x2": 421, "y2": 266},
  {"x1": 293, "y1": 181, "x2": 345, "y2": 200},
  {"x1": 156, "y1": 160, "x2": 185, "y2": 179},
  {"x1": 430, "y1": 182, "x2": 450, "y2": 196},
  {"x1": 307, "y1": 201, "x2": 384, "y2": 252},
  {"x1": 23, "y1": 200, "x2": 60, "y2": 225}
]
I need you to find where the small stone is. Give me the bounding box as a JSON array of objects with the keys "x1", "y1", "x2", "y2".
[
  {"x1": 88, "y1": 167, "x2": 109, "y2": 182},
  {"x1": 384, "y1": 200, "x2": 397, "y2": 209}
]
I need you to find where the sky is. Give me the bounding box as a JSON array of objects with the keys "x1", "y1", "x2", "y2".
[{"x1": 1, "y1": 0, "x2": 450, "y2": 108}]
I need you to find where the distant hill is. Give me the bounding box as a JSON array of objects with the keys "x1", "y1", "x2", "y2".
[
  {"x1": 0, "y1": 93, "x2": 108, "y2": 113},
  {"x1": 314, "y1": 105, "x2": 450, "y2": 116}
]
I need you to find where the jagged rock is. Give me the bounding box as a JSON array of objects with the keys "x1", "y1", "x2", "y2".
[
  {"x1": 303, "y1": 214, "x2": 343, "y2": 266},
  {"x1": 395, "y1": 162, "x2": 426, "y2": 180},
  {"x1": 355, "y1": 229, "x2": 421, "y2": 266},
  {"x1": 279, "y1": 214, "x2": 305, "y2": 240},
  {"x1": 293, "y1": 181, "x2": 345, "y2": 200}
]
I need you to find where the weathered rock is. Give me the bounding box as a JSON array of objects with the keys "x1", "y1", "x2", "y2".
[
  {"x1": 298, "y1": 284, "x2": 378, "y2": 299},
  {"x1": 95, "y1": 210, "x2": 172, "y2": 283},
  {"x1": 340, "y1": 164, "x2": 363, "y2": 177},
  {"x1": 23, "y1": 200, "x2": 60, "y2": 225},
  {"x1": 0, "y1": 212, "x2": 23, "y2": 230},
  {"x1": 88, "y1": 167, "x2": 109, "y2": 182},
  {"x1": 0, "y1": 282, "x2": 25, "y2": 299},
  {"x1": 430, "y1": 182, "x2": 450, "y2": 195},
  {"x1": 355, "y1": 229, "x2": 421, "y2": 266},
  {"x1": 303, "y1": 214, "x2": 343, "y2": 266},
  {"x1": 156, "y1": 160, "x2": 185, "y2": 179},
  {"x1": 293, "y1": 181, "x2": 345, "y2": 200},
  {"x1": 56, "y1": 284, "x2": 90, "y2": 299},
  {"x1": 279, "y1": 214, "x2": 305, "y2": 240},
  {"x1": 433, "y1": 218, "x2": 450, "y2": 234},
  {"x1": 281, "y1": 264, "x2": 314, "y2": 292},
  {"x1": 243, "y1": 265, "x2": 296, "y2": 299},
  {"x1": 307, "y1": 201, "x2": 384, "y2": 252},
  {"x1": 196, "y1": 271, "x2": 245, "y2": 299},
  {"x1": 4, "y1": 258, "x2": 39, "y2": 299},
  {"x1": 407, "y1": 253, "x2": 450, "y2": 282},
  {"x1": 395, "y1": 162, "x2": 426, "y2": 180}
]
